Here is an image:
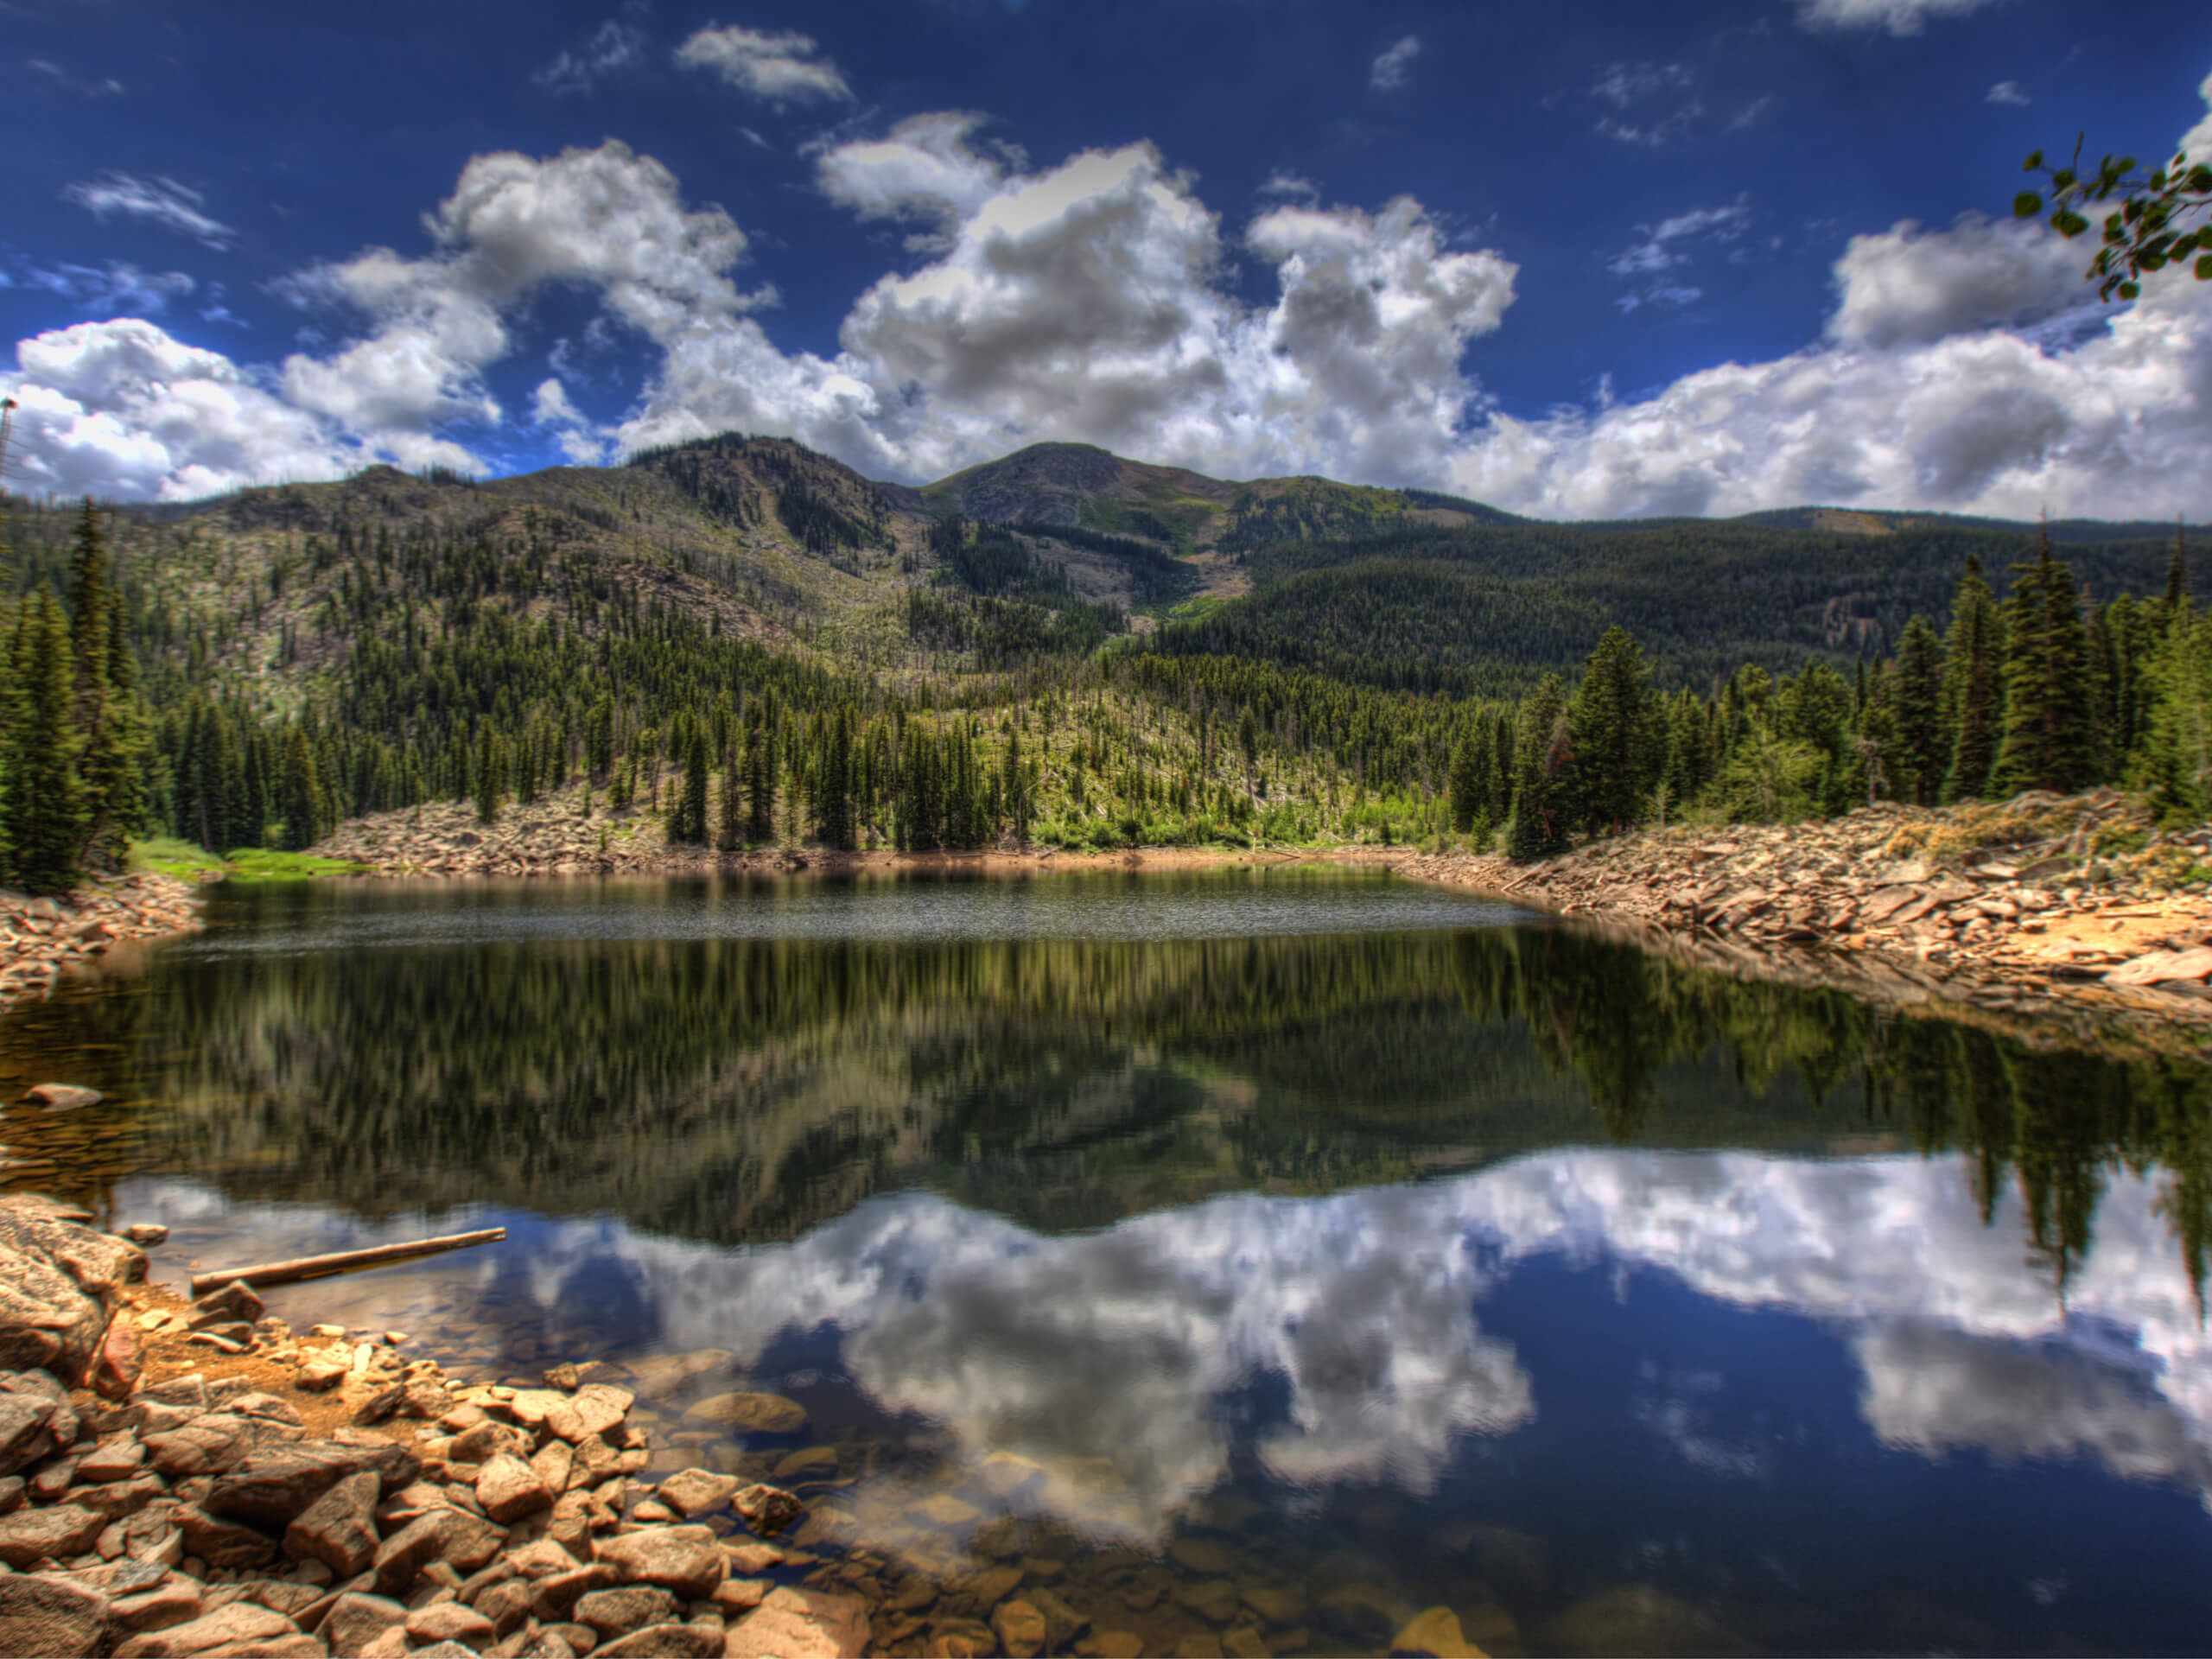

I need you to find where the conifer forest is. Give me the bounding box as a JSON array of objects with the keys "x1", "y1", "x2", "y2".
[{"x1": 0, "y1": 435, "x2": 2203, "y2": 895}]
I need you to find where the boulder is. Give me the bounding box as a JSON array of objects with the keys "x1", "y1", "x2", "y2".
[
  {"x1": 992, "y1": 1599, "x2": 1049, "y2": 1657},
  {"x1": 283, "y1": 1470, "x2": 381, "y2": 1576},
  {"x1": 723, "y1": 1586, "x2": 870, "y2": 1659},
  {"x1": 92, "y1": 1317, "x2": 145, "y2": 1401},
  {"x1": 475, "y1": 1452, "x2": 552, "y2": 1523},
  {"x1": 123, "y1": 1224, "x2": 169, "y2": 1248},
  {"x1": 1390, "y1": 1605, "x2": 1483, "y2": 1657},
  {"x1": 111, "y1": 1574, "x2": 207, "y2": 1645},
  {"x1": 371, "y1": 1508, "x2": 504, "y2": 1595},
  {"x1": 0, "y1": 1195, "x2": 147, "y2": 1296},
  {"x1": 0, "y1": 1572, "x2": 113, "y2": 1657},
  {"x1": 653, "y1": 1468, "x2": 740, "y2": 1519},
  {"x1": 0, "y1": 1502, "x2": 105, "y2": 1567},
  {"x1": 594, "y1": 1624, "x2": 724, "y2": 1657},
  {"x1": 530, "y1": 1565, "x2": 621, "y2": 1621},
  {"x1": 623, "y1": 1350, "x2": 731, "y2": 1400},
  {"x1": 468, "y1": 1576, "x2": 536, "y2": 1638},
  {"x1": 207, "y1": 1440, "x2": 420, "y2": 1530},
  {"x1": 320, "y1": 1591, "x2": 409, "y2": 1658},
  {"x1": 593, "y1": 1525, "x2": 727, "y2": 1599},
  {"x1": 111, "y1": 1578, "x2": 207, "y2": 1635},
  {"x1": 544, "y1": 1384, "x2": 632, "y2": 1444},
  {"x1": 731, "y1": 1483, "x2": 802, "y2": 1535},
  {"x1": 404, "y1": 1600, "x2": 498, "y2": 1647},
  {"x1": 176, "y1": 1504, "x2": 281, "y2": 1570},
  {"x1": 191, "y1": 1282, "x2": 266, "y2": 1327},
  {"x1": 111, "y1": 1601, "x2": 298, "y2": 1658},
  {"x1": 73, "y1": 1471, "x2": 165, "y2": 1519},
  {"x1": 0, "y1": 1244, "x2": 111, "y2": 1382},
  {"x1": 679, "y1": 1392, "x2": 805, "y2": 1433},
  {"x1": 575, "y1": 1585, "x2": 680, "y2": 1638},
  {"x1": 0, "y1": 1389, "x2": 58, "y2": 1477}
]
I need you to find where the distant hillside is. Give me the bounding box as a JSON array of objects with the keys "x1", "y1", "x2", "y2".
[
  {"x1": 7, "y1": 428, "x2": 2190, "y2": 710},
  {"x1": 1732, "y1": 505, "x2": 2191, "y2": 544}
]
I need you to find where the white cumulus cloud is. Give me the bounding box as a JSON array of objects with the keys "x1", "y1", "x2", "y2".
[
  {"x1": 1825, "y1": 212, "x2": 2087, "y2": 347},
  {"x1": 12, "y1": 70, "x2": 2212, "y2": 519},
  {"x1": 0, "y1": 319, "x2": 356, "y2": 500},
  {"x1": 675, "y1": 22, "x2": 852, "y2": 104}
]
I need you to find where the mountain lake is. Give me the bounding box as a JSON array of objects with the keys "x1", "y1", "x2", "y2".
[{"x1": 3, "y1": 864, "x2": 2209, "y2": 1657}]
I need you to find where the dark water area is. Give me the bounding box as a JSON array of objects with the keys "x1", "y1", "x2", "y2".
[{"x1": 4, "y1": 865, "x2": 2212, "y2": 1657}]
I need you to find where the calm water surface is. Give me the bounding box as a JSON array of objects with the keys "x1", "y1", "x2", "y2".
[{"x1": 4, "y1": 865, "x2": 2211, "y2": 1657}]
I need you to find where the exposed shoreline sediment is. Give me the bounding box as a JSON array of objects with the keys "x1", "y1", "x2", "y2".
[
  {"x1": 1379, "y1": 791, "x2": 2212, "y2": 1052},
  {"x1": 0, "y1": 875, "x2": 207, "y2": 1014}
]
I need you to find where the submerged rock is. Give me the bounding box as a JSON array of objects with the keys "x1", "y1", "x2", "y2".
[
  {"x1": 723, "y1": 1586, "x2": 870, "y2": 1659},
  {"x1": 681, "y1": 1390, "x2": 806, "y2": 1433}
]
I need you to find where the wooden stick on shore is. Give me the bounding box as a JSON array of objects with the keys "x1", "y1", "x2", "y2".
[{"x1": 188, "y1": 1227, "x2": 506, "y2": 1298}]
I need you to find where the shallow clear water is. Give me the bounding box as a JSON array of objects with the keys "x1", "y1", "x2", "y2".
[{"x1": 4, "y1": 865, "x2": 2211, "y2": 1656}]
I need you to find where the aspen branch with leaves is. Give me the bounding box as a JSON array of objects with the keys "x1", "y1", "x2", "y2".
[{"x1": 2014, "y1": 137, "x2": 2212, "y2": 301}]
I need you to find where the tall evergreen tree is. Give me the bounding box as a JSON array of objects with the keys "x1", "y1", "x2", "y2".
[
  {"x1": 1570, "y1": 625, "x2": 1659, "y2": 835},
  {"x1": 671, "y1": 726, "x2": 709, "y2": 843},
  {"x1": 4, "y1": 592, "x2": 85, "y2": 894},
  {"x1": 1890, "y1": 614, "x2": 1950, "y2": 806},
  {"x1": 744, "y1": 719, "x2": 775, "y2": 843},
  {"x1": 1993, "y1": 537, "x2": 2096, "y2": 795},
  {"x1": 279, "y1": 725, "x2": 322, "y2": 851},
  {"x1": 1447, "y1": 726, "x2": 1484, "y2": 833},
  {"x1": 1942, "y1": 556, "x2": 2005, "y2": 801},
  {"x1": 1508, "y1": 674, "x2": 1575, "y2": 860}
]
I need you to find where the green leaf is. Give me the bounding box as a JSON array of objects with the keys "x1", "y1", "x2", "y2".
[
  {"x1": 2014, "y1": 192, "x2": 2044, "y2": 217},
  {"x1": 2119, "y1": 281, "x2": 2141, "y2": 300},
  {"x1": 2024, "y1": 149, "x2": 2044, "y2": 169},
  {"x1": 2053, "y1": 210, "x2": 2089, "y2": 238},
  {"x1": 2196, "y1": 254, "x2": 2212, "y2": 280}
]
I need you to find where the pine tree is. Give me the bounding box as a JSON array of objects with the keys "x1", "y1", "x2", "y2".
[
  {"x1": 1508, "y1": 674, "x2": 1575, "y2": 860},
  {"x1": 744, "y1": 720, "x2": 774, "y2": 842},
  {"x1": 1569, "y1": 626, "x2": 1657, "y2": 836},
  {"x1": 5, "y1": 592, "x2": 86, "y2": 894},
  {"x1": 474, "y1": 724, "x2": 506, "y2": 823},
  {"x1": 1993, "y1": 537, "x2": 2096, "y2": 795},
  {"x1": 1890, "y1": 615, "x2": 1949, "y2": 806},
  {"x1": 1447, "y1": 726, "x2": 1484, "y2": 833},
  {"x1": 279, "y1": 725, "x2": 322, "y2": 851},
  {"x1": 1942, "y1": 556, "x2": 2005, "y2": 802},
  {"x1": 819, "y1": 710, "x2": 855, "y2": 849},
  {"x1": 1001, "y1": 728, "x2": 1028, "y2": 842},
  {"x1": 716, "y1": 744, "x2": 743, "y2": 851},
  {"x1": 671, "y1": 726, "x2": 709, "y2": 843},
  {"x1": 66, "y1": 499, "x2": 114, "y2": 719}
]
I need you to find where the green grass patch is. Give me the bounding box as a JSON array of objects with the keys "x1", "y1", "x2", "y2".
[
  {"x1": 129, "y1": 836, "x2": 226, "y2": 881},
  {"x1": 130, "y1": 838, "x2": 367, "y2": 883}
]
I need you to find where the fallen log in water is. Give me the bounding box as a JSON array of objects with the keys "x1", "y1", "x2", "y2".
[{"x1": 188, "y1": 1226, "x2": 506, "y2": 1297}]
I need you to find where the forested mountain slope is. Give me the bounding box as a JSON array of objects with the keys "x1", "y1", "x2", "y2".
[{"x1": 1, "y1": 428, "x2": 2203, "y2": 892}]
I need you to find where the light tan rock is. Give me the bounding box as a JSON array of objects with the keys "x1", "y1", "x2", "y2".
[{"x1": 721, "y1": 1586, "x2": 868, "y2": 1659}]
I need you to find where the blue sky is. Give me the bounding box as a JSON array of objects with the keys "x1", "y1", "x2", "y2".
[{"x1": 5, "y1": 0, "x2": 2211, "y2": 518}]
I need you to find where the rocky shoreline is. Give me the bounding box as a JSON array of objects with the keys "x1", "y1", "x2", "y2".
[
  {"x1": 0, "y1": 878, "x2": 207, "y2": 1015},
  {"x1": 0, "y1": 1192, "x2": 878, "y2": 1659},
  {"x1": 1382, "y1": 790, "x2": 2212, "y2": 1049}
]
